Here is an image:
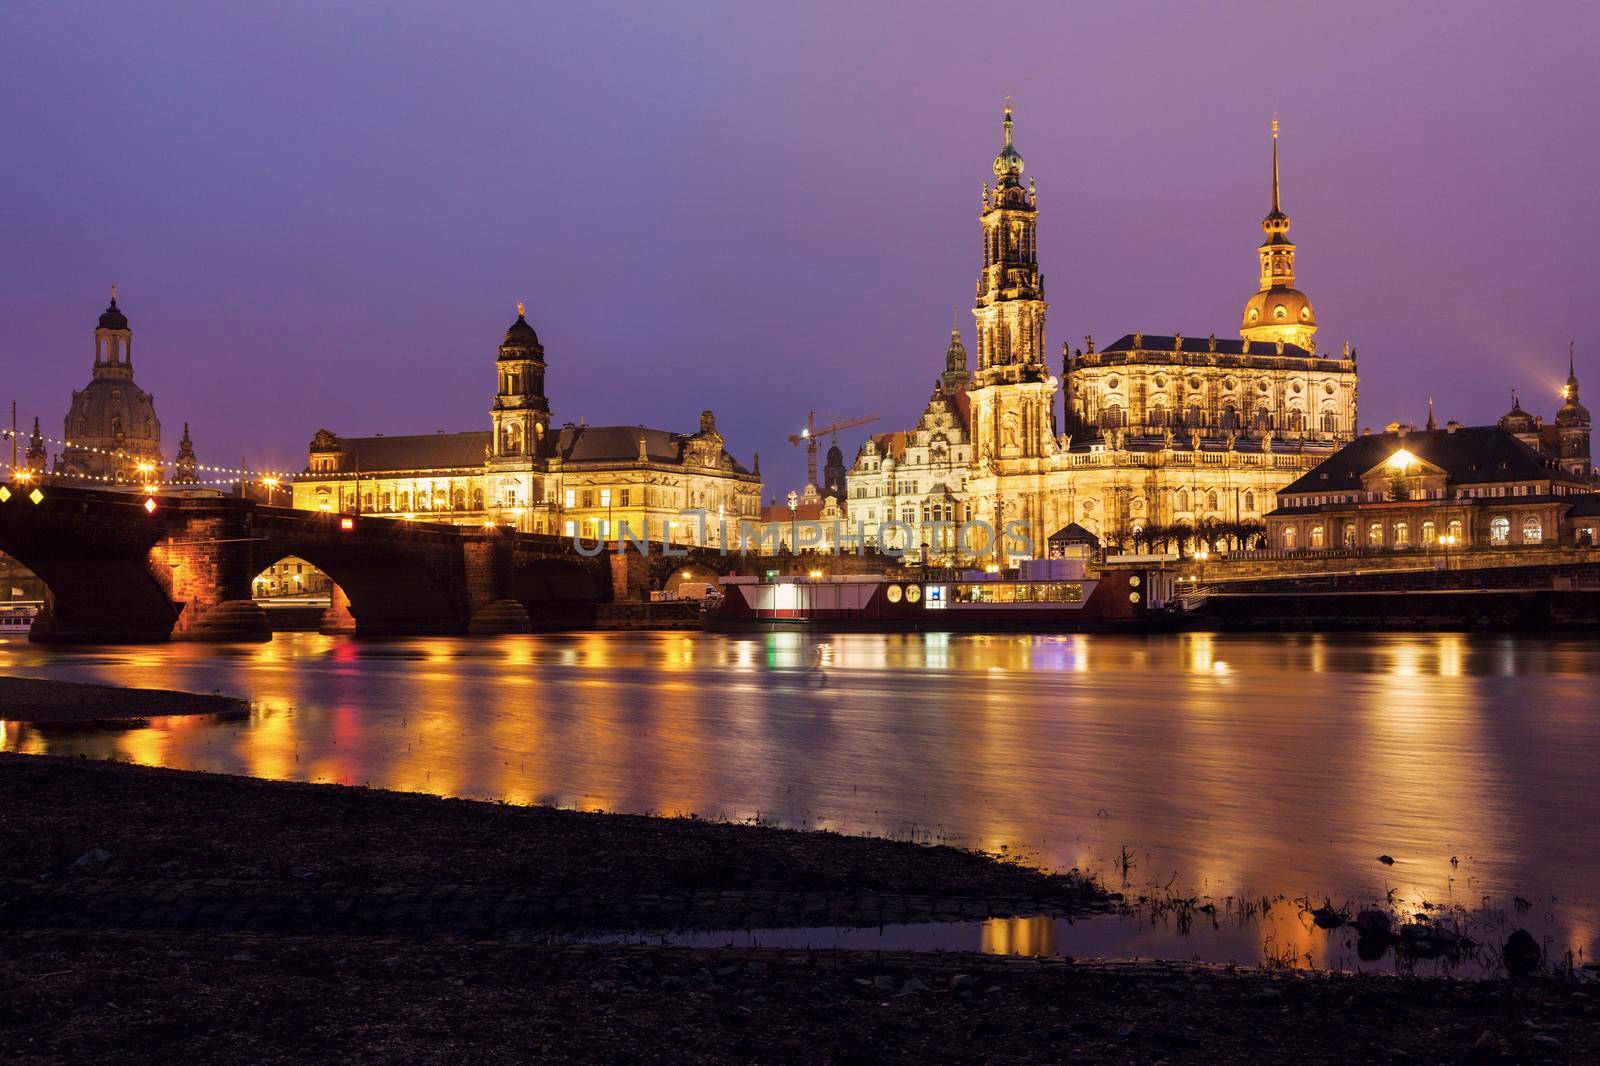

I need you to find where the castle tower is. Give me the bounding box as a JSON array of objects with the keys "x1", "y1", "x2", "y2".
[
  {"x1": 1556, "y1": 342, "x2": 1591, "y2": 476},
  {"x1": 822, "y1": 438, "x2": 848, "y2": 503},
  {"x1": 175, "y1": 422, "x2": 198, "y2": 483},
  {"x1": 941, "y1": 324, "x2": 970, "y2": 392},
  {"x1": 26, "y1": 417, "x2": 47, "y2": 475},
  {"x1": 1240, "y1": 118, "x2": 1317, "y2": 351},
  {"x1": 490, "y1": 302, "x2": 550, "y2": 462},
  {"x1": 972, "y1": 101, "x2": 1048, "y2": 384}
]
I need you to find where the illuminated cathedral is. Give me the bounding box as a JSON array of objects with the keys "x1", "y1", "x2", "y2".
[{"x1": 849, "y1": 104, "x2": 1360, "y2": 558}]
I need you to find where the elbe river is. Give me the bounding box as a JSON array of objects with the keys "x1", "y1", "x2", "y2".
[{"x1": 4, "y1": 630, "x2": 1597, "y2": 970}]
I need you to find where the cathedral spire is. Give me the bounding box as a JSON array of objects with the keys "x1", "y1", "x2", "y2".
[
  {"x1": 1426, "y1": 397, "x2": 1437, "y2": 431},
  {"x1": 1271, "y1": 115, "x2": 1281, "y2": 214}
]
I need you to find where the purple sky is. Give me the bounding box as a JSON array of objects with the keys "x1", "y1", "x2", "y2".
[{"x1": 4, "y1": 1, "x2": 1596, "y2": 494}]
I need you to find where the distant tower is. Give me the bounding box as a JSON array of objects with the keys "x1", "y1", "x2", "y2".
[
  {"x1": 26, "y1": 417, "x2": 47, "y2": 475},
  {"x1": 1556, "y1": 342, "x2": 1591, "y2": 476},
  {"x1": 1241, "y1": 118, "x2": 1317, "y2": 351},
  {"x1": 490, "y1": 303, "x2": 550, "y2": 463},
  {"x1": 972, "y1": 100, "x2": 1048, "y2": 385},
  {"x1": 941, "y1": 324, "x2": 970, "y2": 392},
  {"x1": 822, "y1": 438, "x2": 848, "y2": 503},
  {"x1": 175, "y1": 422, "x2": 198, "y2": 483},
  {"x1": 1499, "y1": 390, "x2": 1542, "y2": 451}
]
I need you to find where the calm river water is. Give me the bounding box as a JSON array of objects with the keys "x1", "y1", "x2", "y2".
[{"x1": 3, "y1": 630, "x2": 1597, "y2": 971}]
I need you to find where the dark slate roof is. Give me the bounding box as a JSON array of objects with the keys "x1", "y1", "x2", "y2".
[
  {"x1": 311, "y1": 424, "x2": 752, "y2": 476},
  {"x1": 1099, "y1": 334, "x2": 1314, "y2": 359},
  {"x1": 1048, "y1": 522, "x2": 1101, "y2": 546},
  {"x1": 328, "y1": 431, "x2": 492, "y2": 472},
  {"x1": 1275, "y1": 425, "x2": 1577, "y2": 496},
  {"x1": 1566, "y1": 495, "x2": 1600, "y2": 517}
]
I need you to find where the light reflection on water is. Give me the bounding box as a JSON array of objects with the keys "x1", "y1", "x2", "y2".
[{"x1": 2, "y1": 630, "x2": 1598, "y2": 967}]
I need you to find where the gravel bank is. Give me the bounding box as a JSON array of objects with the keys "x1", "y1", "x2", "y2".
[{"x1": 0, "y1": 676, "x2": 248, "y2": 722}]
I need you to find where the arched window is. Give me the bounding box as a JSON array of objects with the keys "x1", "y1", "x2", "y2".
[
  {"x1": 1147, "y1": 405, "x2": 1167, "y2": 427},
  {"x1": 1177, "y1": 489, "x2": 1190, "y2": 512},
  {"x1": 1206, "y1": 491, "x2": 1219, "y2": 512},
  {"x1": 1185, "y1": 404, "x2": 1202, "y2": 427},
  {"x1": 1368, "y1": 521, "x2": 1384, "y2": 547},
  {"x1": 1282, "y1": 526, "x2": 1297, "y2": 549},
  {"x1": 1343, "y1": 522, "x2": 1358, "y2": 548},
  {"x1": 1522, "y1": 515, "x2": 1543, "y2": 544},
  {"x1": 452, "y1": 489, "x2": 466, "y2": 510},
  {"x1": 1421, "y1": 520, "x2": 1437, "y2": 545},
  {"x1": 1310, "y1": 524, "x2": 1325, "y2": 548},
  {"x1": 399, "y1": 491, "x2": 411, "y2": 511},
  {"x1": 1103, "y1": 404, "x2": 1125, "y2": 429},
  {"x1": 1449, "y1": 519, "x2": 1463, "y2": 542},
  {"x1": 381, "y1": 492, "x2": 393, "y2": 512},
  {"x1": 472, "y1": 488, "x2": 485, "y2": 511},
  {"x1": 1221, "y1": 405, "x2": 1240, "y2": 431},
  {"x1": 1490, "y1": 516, "x2": 1510, "y2": 544},
  {"x1": 1287, "y1": 410, "x2": 1305, "y2": 432},
  {"x1": 1254, "y1": 408, "x2": 1272, "y2": 430},
  {"x1": 1321, "y1": 411, "x2": 1336, "y2": 433},
  {"x1": 1243, "y1": 490, "x2": 1255, "y2": 512},
  {"x1": 501, "y1": 422, "x2": 522, "y2": 456},
  {"x1": 1394, "y1": 521, "x2": 1409, "y2": 547}
]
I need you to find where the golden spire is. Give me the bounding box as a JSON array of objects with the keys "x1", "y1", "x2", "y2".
[
  {"x1": 110, "y1": 283, "x2": 117, "y2": 302},
  {"x1": 1271, "y1": 114, "x2": 1281, "y2": 214},
  {"x1": 1003, "y1": 95, "x2": 1013, "y2": 147},
  {"x1": 1426, "y1": 397, "x2": 1437, "y2": 431},
  {"x1": 516, "y1": 301, "x2": 526, "y2": 318}
]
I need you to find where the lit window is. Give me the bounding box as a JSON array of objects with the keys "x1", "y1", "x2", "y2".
[
  {"x1": 1368, "y1": 522, "x2": 1384, "y2": 547},
  {"x1": 564, "y1": 489, "x2": 576, "y2": 508},
  {"x1": 1490, "y1": 516, "x2": 1510, "y2": 544},
  {"x1": 1421, "y1": 521, "x2": 1437, "y2": 545},
  {"x1": 1310, "y1": 525, "x2": 1325, "y2": 548},
  {"x1": 1282, "y1": 526, "x2": 1297, "y2": 549},
  {"x1": 1522, "y1": 515, "x2": 1542, "y2": 544},
  {"x1": 620, "y1": 488, "x2": 630, "y2": 507},
  {"x1": 600, "y1": 488, "x2": 612, "y2": 508},
  {"x1": 1394, "y1": 521, "x2": 1409, "y2": 547},
  {"x1": 563, "y1": 519, "x2": 576, "y2": 536},
  {"x1": 1449, "y1": 519, "x2": 1463, "y2": 542},
  {"x1": 599, "y1": 519, "x2": 610, "y2": 538}
]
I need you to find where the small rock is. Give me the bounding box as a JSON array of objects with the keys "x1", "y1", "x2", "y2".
[
  {"x1": 872, "y1": 975, "x2": 895, "y2": 991},
  {"x1": 899, "y1": 977, "x2": 928, "y2": 993},
  {"x1": 229, "y1": 951, "x2": 259, "y2": 963},
  {"x1": 1116, "y1": 1022, "x2": 1137, "y2": 1039},
  {"x1": 1502, "y1": 929, "x2": 1541, "y2": 976},
  {"x1": 290, "y1": 866, "x2": 316, "y2": 881},
  {"x1": 1470, "y1": 1029, "x2": 1496, "y2": 1055},
  {"x1": 949, "y1": 973, "x2": 975, "y2": 991},
  {"x1": 1532, "y1": 1034, "x2": 1560, "y2": 1048},
  {"x1": 1355, "y1": 909, "x2": 1393, "y2": 938},
  {"x1": 716, "y1": 964, "x2": 740, "y2": 977},
  {"x1": 1378, "y1": 854, "x2": 1395, "y2": 865},
  {"x1": 743, "y1": 961, "x2": 767, "y2": 975},
  {"x1": 73, "y1": 847, "x2": 113, "y2": 869}
]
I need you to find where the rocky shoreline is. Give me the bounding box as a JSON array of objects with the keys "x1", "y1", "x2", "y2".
[
  {"x1": 0, "y1": 675, "x2": 248, "y2": 723},
  {"x1": 2, "y1": 753, "x2": 1597, "y2": 1062}
]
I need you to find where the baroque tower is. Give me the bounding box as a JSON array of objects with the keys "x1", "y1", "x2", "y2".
[
  {"x1": 967, "y1": 102, "x2": 1056, "y2": 466},
  {"x1": 1240, "y1": 118, "x2": 1317, "y2": 351},
  {"x1": 1556, "y1": 342, "x2": 1592, "y2": 477},
  {"x1": 490, "y1": 303, "x2": 550, "y2": 462},
  {"x1": 941, "y1": 324, "x2": 970, "y2": 392}
]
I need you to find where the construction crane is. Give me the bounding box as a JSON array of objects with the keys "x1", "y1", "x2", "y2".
[{"x1": 788, "y1": 411, "x2": 880, "y2": 490}]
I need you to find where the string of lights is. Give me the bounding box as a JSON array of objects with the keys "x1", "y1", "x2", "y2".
[{"x1": 0, "y1": 425, "x2": 297, "y2": 479}]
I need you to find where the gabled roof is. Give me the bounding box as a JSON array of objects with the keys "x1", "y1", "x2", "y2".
[
  {"x1": 1276, "y1": 425, "x2": 1578, "y2": 496},
  {"x1": 1098, "y1": 334, "x2": 1315, "y2": 359},
  {"x1": 1048, "y1": 522, "x2": 1101, "y2": 546}
]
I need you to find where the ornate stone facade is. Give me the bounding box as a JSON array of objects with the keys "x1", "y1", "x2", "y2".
[
  {"x1": 292, "y1": 309, "x2": 762, "y2": 546},
  {"x1": 852, "y1": 107, "x2": 1360, "y2": 561}
]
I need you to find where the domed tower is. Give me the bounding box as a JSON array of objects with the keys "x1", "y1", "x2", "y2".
[
  {"x1": 490, "y1": 302, "x2": 550, "y2": 462},
  {"x1": 822, "y1": 438, "x2": 848, "y2": 504},
  {"x1": 1556, "y1": 343, "x2": 1591, "y2": 476},
  {"x1": 1241, "y1": 118, "x2": 1317, "y2": 351},
  {"x1": 59, "y1": 289, "x2": 164, "y2": 484}
]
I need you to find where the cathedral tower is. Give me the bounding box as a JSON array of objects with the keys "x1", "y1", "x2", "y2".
[
  {"x1": 972, "y1": 102, "x2": 1049, "y2": 384},
  {"x1": 941, "y1": 324, "x2": 970, "y2": 392},
  {"x1": 1556, "y1": 343, "x2": 1591, "y2": 477},
  {"x1": 60, "y1": 289, "x2": 164, "y2": 483},
  {"x1": 1241, "y1": 118, "x2": 1317, "y2": 351},
  {"x1": 490, "y1": 303, "x2": 550, "y2": 462}
]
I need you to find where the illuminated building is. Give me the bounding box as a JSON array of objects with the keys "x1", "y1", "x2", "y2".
[
  {"x1": 57, "y1": 290, "x2": 168, "y2": 484},
  {"x1": 292, "y1": 307, "x2": 762, "y2": 544},
  {"x1": 1267, "y1": 401, "x2": 1600, "y2": 551},
  {"x1": 852, "y1": 105, "x2": 1360, "y2": 560}
]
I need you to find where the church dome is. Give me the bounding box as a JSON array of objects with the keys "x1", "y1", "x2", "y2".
[
  {"x1": 98, "y1": 297, "x2": 128, "y2": 331},
  {"x1": 503, "y1": 305, "x2": 540, "y2": 348},
  {"x1": 1241, "y1": 286, "x2": 1315, "y2": 333},
  {"x1": 62, "y1": 377, "x2": 163, "y2": 479}
]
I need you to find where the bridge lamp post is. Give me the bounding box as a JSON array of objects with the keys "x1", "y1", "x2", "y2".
[
  {"x1": 1439, "y1": 533, "x2": 1457, "y2": 571},
  {"x1": 262, "y1": 476, "x2": 280, "y2": 506}
]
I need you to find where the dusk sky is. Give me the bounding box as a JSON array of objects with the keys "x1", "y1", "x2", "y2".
[{"x1": 3, "y1": 1, "x2": 1595, "y2": 494}]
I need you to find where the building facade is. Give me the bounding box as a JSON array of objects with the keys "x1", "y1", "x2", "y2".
[
  {"x1": 1267, "y1": 406, "x2": 1598, "y2": 552},
  {"x1": 292, "y1": 309, "x2": 763, "y2": 545},
  {"x1": 851, "y1": 106, "x2": 1359, "y2": 562}
]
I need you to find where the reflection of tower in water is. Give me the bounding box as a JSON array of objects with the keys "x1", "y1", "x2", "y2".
[{"x1": 981, "y1": 915, "x2": 1056, "y2": 956}]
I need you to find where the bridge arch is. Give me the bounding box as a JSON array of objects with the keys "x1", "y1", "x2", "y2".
[
  {"x1": 250, "y1": 532, "x2": 467, "y2": 637},
  {"x1": 510, "y1": 556, "x2": 608, "y2": 629}
]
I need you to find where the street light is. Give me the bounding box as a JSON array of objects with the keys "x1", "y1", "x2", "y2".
[
  {"x1": 1195, "y1": 546, "x2": 1210, "y2": 585},
  {"x1": 262, "y1": 475, "x2": 280, "y2": 506},
  {"x1": 1439, "y1": 533, "x2": 1457, "y2": 570}
]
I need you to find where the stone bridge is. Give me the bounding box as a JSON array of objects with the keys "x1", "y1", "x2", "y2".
[{"x1": 0, "y1": 486, "x2": 787, "y2": 643}]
